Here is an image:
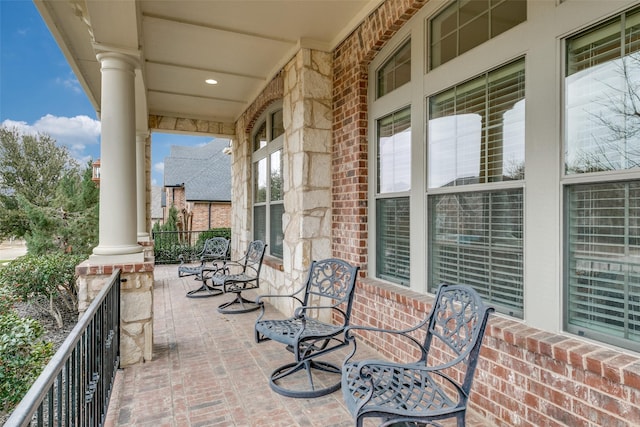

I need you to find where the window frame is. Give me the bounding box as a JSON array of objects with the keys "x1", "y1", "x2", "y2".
[
  {"x1": 562, "y1": 6, "x2": 640, "y2": 351},
  {"x1": 252, "y1": 102, "x2": 284, "y2": 259},
  {"x1": 428, "y1": 0, "x2": 527, "y2": 70},
  {"x1": 375, "y1": 106, "x2": 412, "y2": 285},
  {"x1": 370, "y1": 33, "x2": 415, "y2": 286},
  {"x1": 426, "y1": 57, "x2": 526, "y2": 317}
]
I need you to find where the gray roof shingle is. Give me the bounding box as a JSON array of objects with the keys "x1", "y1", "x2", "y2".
[{"x1": 163, "y1": 139, "x2": 231, "y2": 202}]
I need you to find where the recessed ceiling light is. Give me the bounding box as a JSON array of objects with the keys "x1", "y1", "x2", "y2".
[{"x1": 205, "y1": 79, "x2": 218, "y2": 85}]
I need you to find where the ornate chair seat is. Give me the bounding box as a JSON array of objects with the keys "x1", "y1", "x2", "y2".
[
  {"x1": 209, "y1": 240, "x2": 266, "y2": 313},
  {"x1": 177, "y1": 237, "x2": 229, "y2": 298},
  {"x1": 255, "y1": 258, "x2": 359, "y2": 398},
  {"x1": 341, "y1": 284, "x2": 494, "y2": 427}
]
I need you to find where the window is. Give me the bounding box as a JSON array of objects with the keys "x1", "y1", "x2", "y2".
[
  {"x1": 564, "y1": 8, "x2": 640, "y2": 350},
  {"x1": 253, "y1": 105, "x2": 284, "y2": 258},
  {"x1": 566, "y1": 182, "x2": 640, "y2": 350},
  {"x1": 376, "y1": 108, "x2": 411, "y2": 284},
  {"x1": 430, "y1": 189, "x2": 523, "y2": 317},
  {"x1": 427, "y1": 58, "x2": 525, "y2": 316},
  {"x1": 565, "y1": 8, "x2": 640, "y2": 174},
  {"x1": 430, "y1": 0, "x2": 526, "y2": 69},
  {"x1": 377, "y1": 39, "x2": 411, "y2": 98},
  {"x1": 428, "y1": 58, "x2": 525, "y2": 188}
]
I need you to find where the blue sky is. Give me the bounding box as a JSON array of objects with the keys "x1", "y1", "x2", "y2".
[{"x1": 0, "y1": 0, "x2": 214, "y2": 186}]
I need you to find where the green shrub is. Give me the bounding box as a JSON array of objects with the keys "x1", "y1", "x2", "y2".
[
  {"x1": 0, "y1": 253, "x2": 83, "y2": 328},
  {"x1": 196, "y1": 228, "x2": 231, "y2": 245},
  {"x1": 0, "y1": 312, "x2": 53, "y2": 412},
  {"x1": 0, "y1": 286, "x2": 17, "y2": 314}
]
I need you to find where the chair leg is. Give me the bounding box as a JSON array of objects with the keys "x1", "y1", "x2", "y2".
[
  {"x1": 217, "y1": 291, "x2": 261, "y2": 313},
  {"x1": 269, "y1": 359, "x2": 342, "y2": 398},
  {"x1": 186, "y1": 281, "x2": 223, "y2": 298}
]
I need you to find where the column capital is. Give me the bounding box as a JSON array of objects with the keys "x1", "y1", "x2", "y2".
[{"x1": 96, "y1": 50, "x2": 140, "y2": 71}]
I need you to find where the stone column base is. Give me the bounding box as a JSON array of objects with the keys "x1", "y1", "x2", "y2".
[
  {"x1": 76, "y1": 260, "x2": 155, "y2": 367},
  {"x1": 139, "y1": 240, "x2": 155, "y2": 261}
]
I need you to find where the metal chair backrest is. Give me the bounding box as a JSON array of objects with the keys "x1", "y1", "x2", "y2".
[
  {"x1": 201, "y1": 237, "x2": 230, "y2": 260},
  {"x1": 301, "y1": 258, "x2": 360, "y2": 324},
  {"x1": 241, "y1": 240, "x2": 266, "y2": 277},
  {"x1": 423, "y1": 283, "x2": 493, "y2": 392}
]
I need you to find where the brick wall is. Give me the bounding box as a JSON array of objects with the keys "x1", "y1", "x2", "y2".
[
  {"x1": 353, "y1": 279, "x2": 640, "y2": 426},
  {"x1": 331, "y1": 0, "x2": 640, "y2": 425},
  {"x1": 164, "y1": 187, "x2": 185, "y2": 216},
  {"x1": 332, "y1": 0, "x2": 427, "y2": 270},
  {"x1": 191, "y1": 202, "x2": 231, "y2": 230},
  {"x1": 164, "y1": 188, "x2": 230, "y2": 230}
]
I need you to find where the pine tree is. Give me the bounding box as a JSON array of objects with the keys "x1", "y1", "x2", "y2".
[{"x1": 0, "y1": 127, "x2": 76, "y2": 240}]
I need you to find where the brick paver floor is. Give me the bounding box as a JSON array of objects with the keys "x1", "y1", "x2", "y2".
[{"x1": 104, "y1": 265, "x2": 494, "y2": 427}]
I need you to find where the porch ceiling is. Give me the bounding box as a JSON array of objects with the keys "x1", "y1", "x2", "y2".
[{"x1": 34, "y1": 0, "x2": 380, "y2": 129}]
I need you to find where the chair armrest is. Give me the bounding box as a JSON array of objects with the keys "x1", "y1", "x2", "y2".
[
  {"x1": 293, "y1": 304, "x2": 349, "y2": 324},
  {"x1": 200, "y1": 260, "x2": 226, "y2": 274},
  {"x1": 343, "y1": 320, "x2": 429, "y2": 364},
  {"x1": 255, "y1": 285, "x2": 307, "y2": 321}
]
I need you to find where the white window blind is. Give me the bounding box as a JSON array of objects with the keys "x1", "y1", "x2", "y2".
[
  {"x1": 254, "y1": 205, "x2": 266, "y2": 244},
  {"x1": 377, "y1": 108, "x2": 411, "y2": 193},
  {"x1": 566, "y1": 181, "x2": 640, "y2": 349},
  {"x1": 375, "y1": 107, "x2": 411, "y2": 284},
  {"x1": 428, "y1": 58, "x2": 525, "y2": 188},
  {"x1": 565, "y1": 8, "x2": 640, "y2": 174},
  {"x1": 430, "y1": 189, "x2": 524, "y2": 317},
  {"x1": 270, "y1": 203, "x2": 284, "y2": 258},
  {"x1": 377, "y1": 197, "x2": 410, "y2": 285}
]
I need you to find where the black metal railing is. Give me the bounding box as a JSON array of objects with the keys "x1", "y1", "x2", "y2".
[
  {"x1": 5, "y1": 269, "x2": 122, "y2": 427},
  {"x1": 153, "y1": 229, "x2": 231, "y2": 264}
]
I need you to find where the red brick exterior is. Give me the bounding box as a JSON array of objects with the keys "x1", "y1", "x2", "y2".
[
  {"x1": 164, "y1": 187, "x2": 186, "y2": 221},
  {"x1": 164, "y1": 187, "x2": 230, "y2": 230},
  {"x1": 191, "y1": 202, "x2": 231, "y2": 230},
  {"x1": 352, "y1": 279, "x2": 640, "y2": 426},
  {"x1": 331, "y1": 0, "x2": 640, "y2": 425},
  {"x1": 332, "y1": 0, "x2": 427, "y2": 270}
]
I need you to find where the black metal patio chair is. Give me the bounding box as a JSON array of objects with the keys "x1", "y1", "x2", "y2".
[
  {"x1": 341, "y1": 283, "x2": 494, "y2": 427},
  {"x1": 177, "y1": 237, "x2": 230, "y2": 298},
  {"x1": 208, "y1": 239, "x2": 266, "y2": 313},
  {"x1": 254, "y1": 258, "x2": 359, "y2": 398}
]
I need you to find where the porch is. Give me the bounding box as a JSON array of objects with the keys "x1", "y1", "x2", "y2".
[{"x1": 104, "y1": 265, "x2": 492, "y2": 427}]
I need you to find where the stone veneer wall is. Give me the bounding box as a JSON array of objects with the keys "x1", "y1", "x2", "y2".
[
  {"x1": 232, "y1": 50, "x2": 333, "y2": 317},
  {"x1": 280, "y1": 48, "x2": 333, "y2": 317},
  {"x1": 76, "y1": 260, "x2": 154, "y2": 367},
  {"x1": 332, "y1": 0, "x2": 640, "y2": 425}
]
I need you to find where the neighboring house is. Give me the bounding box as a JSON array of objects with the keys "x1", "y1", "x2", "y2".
[
  {"x1": 150, "y1": 185, "x2": 164, "y2": 226},
  {"x1": 163, "y1": 139, "x2": 231, "y2": 231}
]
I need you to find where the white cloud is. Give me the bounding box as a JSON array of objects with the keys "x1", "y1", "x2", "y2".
[
  {"x1": 153, "y1": 162, "x2": 164, "y2": 173},
  {"x1": 2, "y1": 114, "x2": 100, "y2": 162},
  {"x1": 55, "y1": 74, "x2": 82, "y2": 94}
]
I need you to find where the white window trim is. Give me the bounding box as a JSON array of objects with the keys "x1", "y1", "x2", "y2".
[{"x1": 252, "y1": 101, "x2": 284, "y2": 258}]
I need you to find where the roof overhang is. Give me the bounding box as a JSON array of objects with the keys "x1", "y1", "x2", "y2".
[{"x1": 34, "y1": 0, "x2": 382, "y2": 134}]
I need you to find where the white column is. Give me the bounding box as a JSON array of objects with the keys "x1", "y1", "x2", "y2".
[
  {"x1": 136, "y1": 132, "x2": 150, "y2": 241},
  {"x1": 91, "y1": 51, "x2": 144, "y2": 263}
]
